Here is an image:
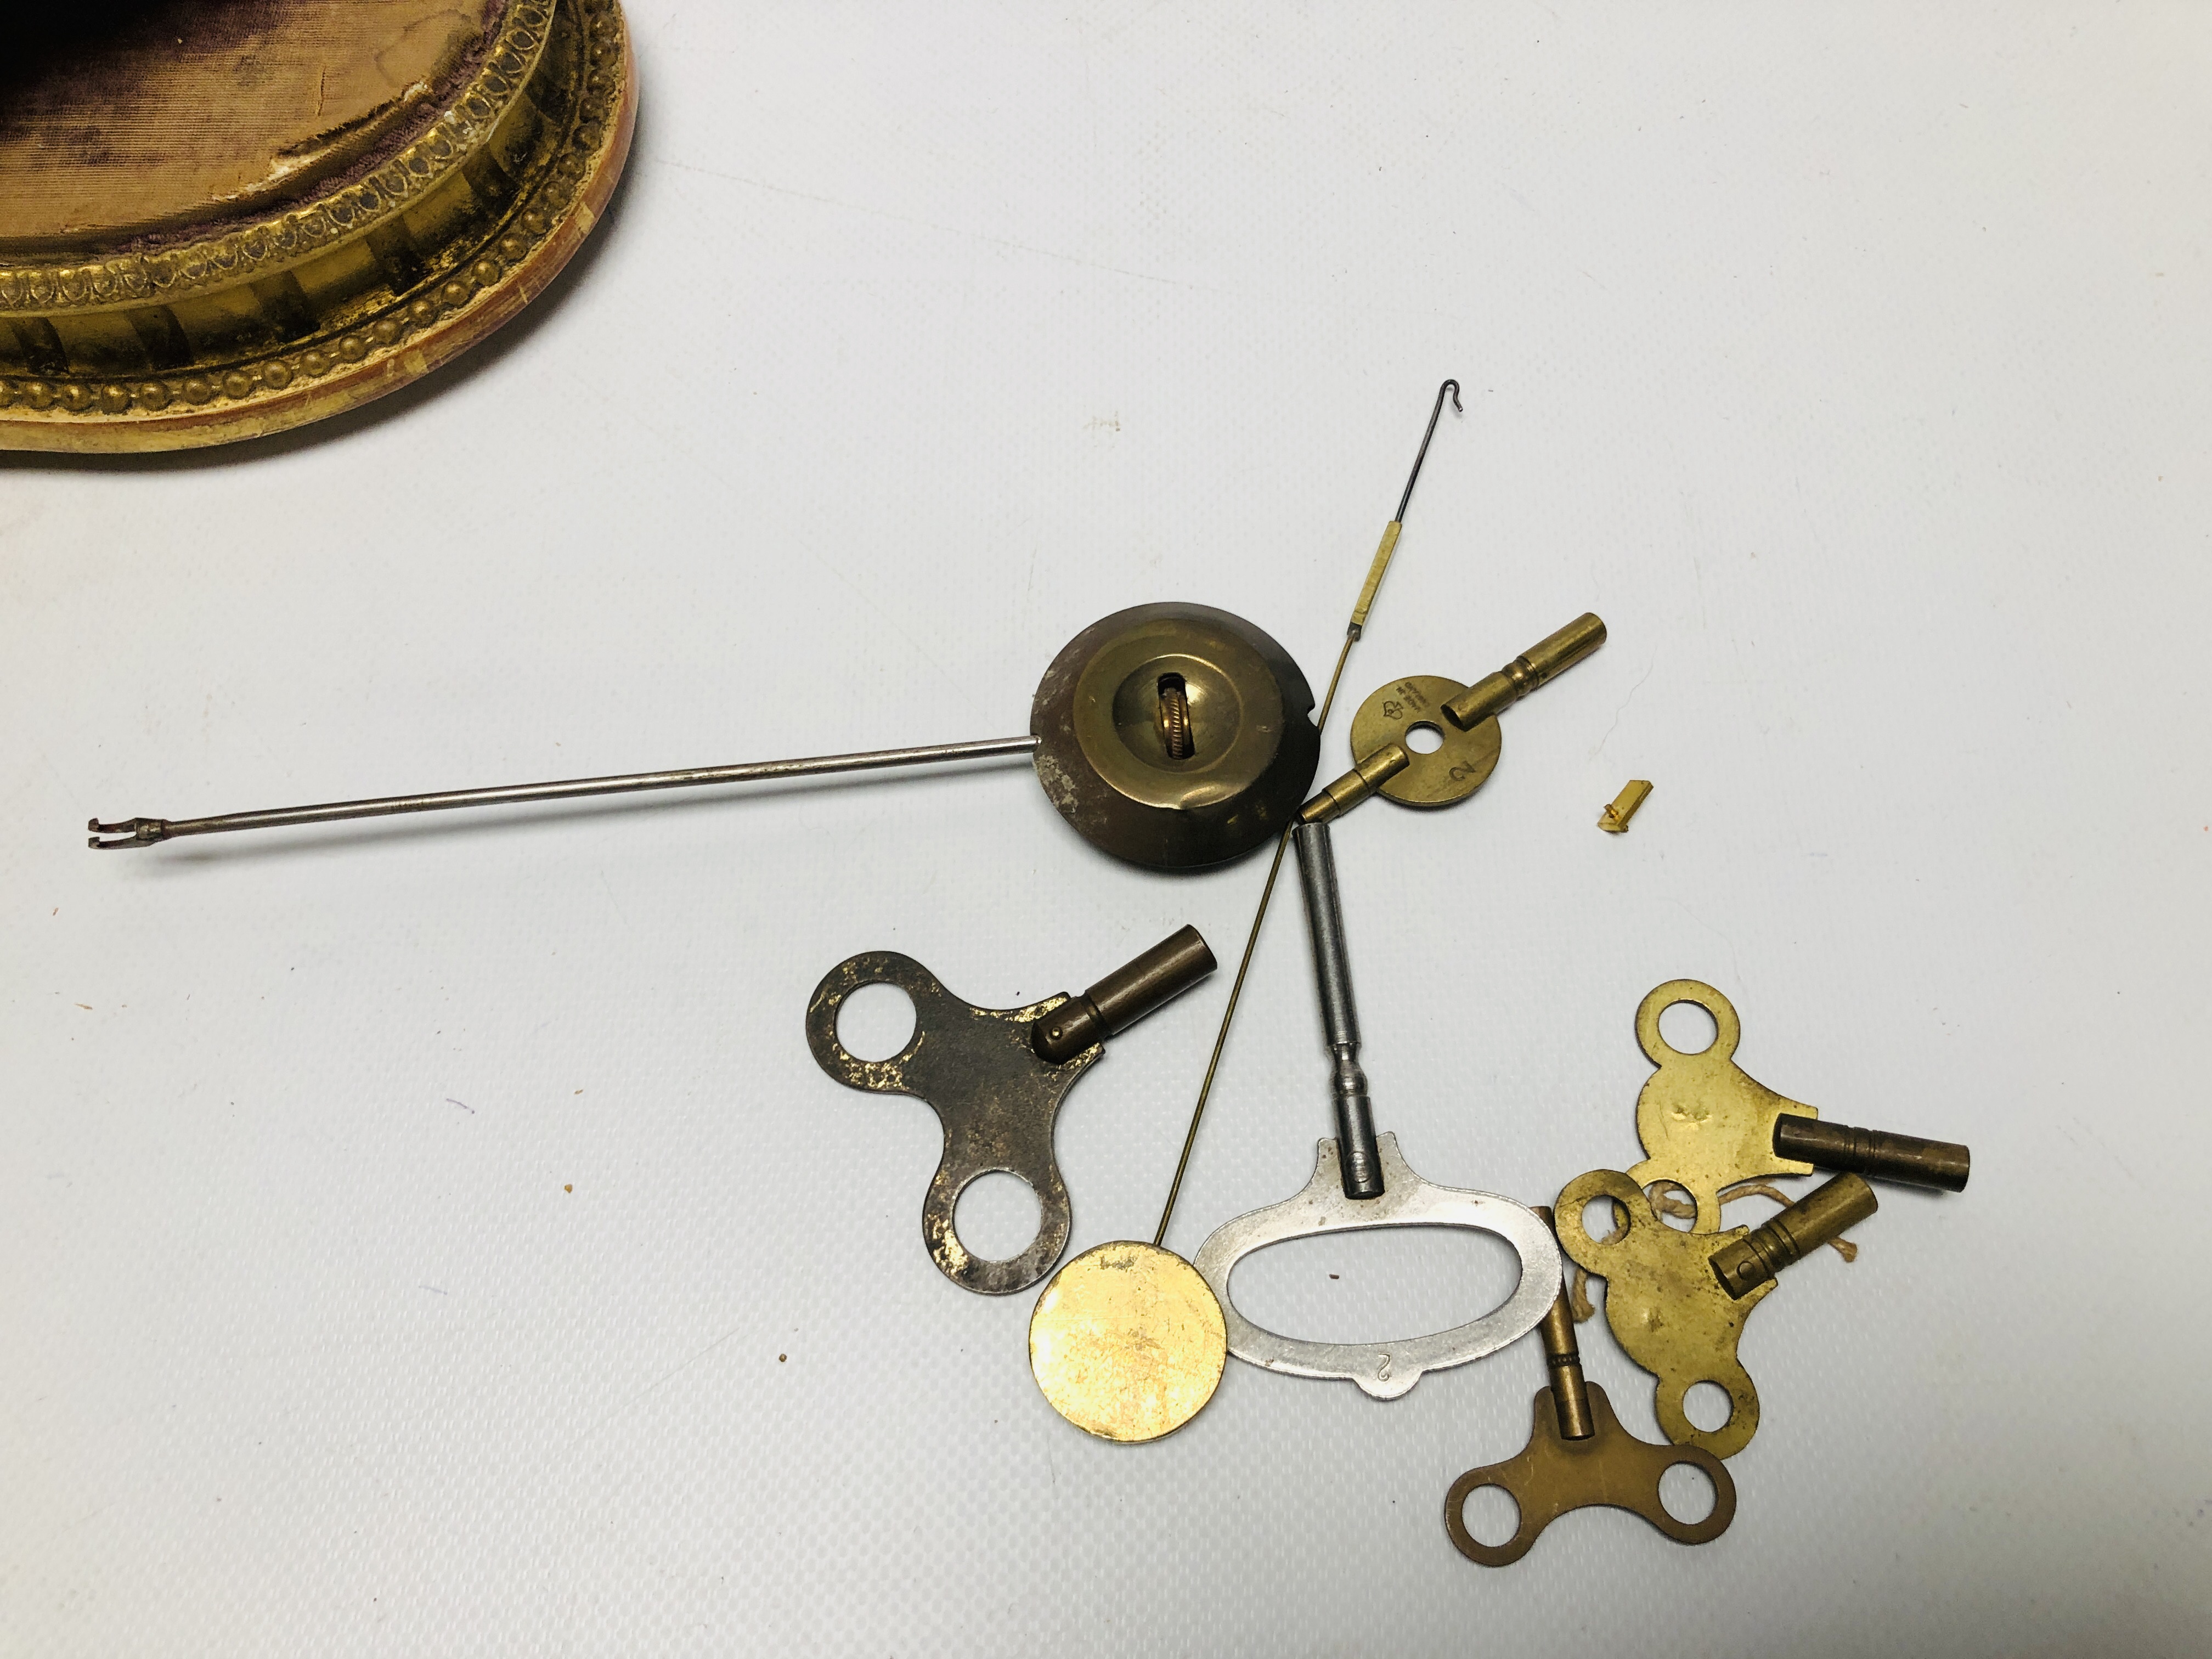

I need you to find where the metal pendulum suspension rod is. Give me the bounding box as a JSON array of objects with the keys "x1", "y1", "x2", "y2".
[
  {"x1": 88, "y1": 734, "x2": 1040, "y2": 849},
  {"x1": 1154, "y1": 377, "x2": 1460, "y2": 1243}
]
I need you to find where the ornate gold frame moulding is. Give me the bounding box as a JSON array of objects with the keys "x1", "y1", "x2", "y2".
[{"x1": 0, "y1": 0, "x2": 635, "y2": 453}]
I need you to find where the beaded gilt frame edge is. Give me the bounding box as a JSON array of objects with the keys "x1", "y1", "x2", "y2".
[{"x1": 0, "y1": 0, "x2": 634, "y2": 453}]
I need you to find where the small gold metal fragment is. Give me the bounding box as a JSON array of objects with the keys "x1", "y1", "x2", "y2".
[
  {"x1": 1030, "y1": 1240, "x2": 1226, "y2": 1442},
  {"x1": 1599, "y1": 780, "x2": 1654, "y2": 833}
]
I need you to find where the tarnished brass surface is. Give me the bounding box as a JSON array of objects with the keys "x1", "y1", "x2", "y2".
[
  {"x1": 1029, "y1": 1240, "x2": 1227, "y2": 1442},
  {"x1": 1297, "y1": 740, "x2": 1410, "y2": 825},
  {"x1": 806, "y1": 932, "x2": 1213, "y2": 1295},
  {"x1": 1530, "y1": 1207, "x2": 1594, "y2": 1440},
  {"x1": 1, "y1": 0, "x2": 635, "y2": 452},
  {"x1": 1344, "y1": 675, "x2": 1500, "y2": 809},
  {"x1": 1031, "y1": 926, "x2": 1217, "y2": 1064},
  {"x1": 807, "y1": 951, "x2": 1093, "y2": 1296},
  {"x1": 1445, "y1": 1383, "x2": 1736, "y2": 1566},
  {"x1": 1628, "y1": 980, "x2": 1818, "y2": 1232},
  {"x1": 1599, "y1": 779, "x2": 1654, "y2": 833},
  {"x1": 1442, "y1": 613, "x2": 1609, "y2": 730},
  {"x1": 1554, "y1": 1169, "x2": 1770, "y2": 1459},
  {"x1": 1773, "y1": 1116, "x2": 1972, "y2": 1191},
  {"x1": 1029, "y1": 603, "x2": 1319, "y2": 870},
  {"x1": 1712, "y1": 1173, "x2": 1877, "y2": 1299}
]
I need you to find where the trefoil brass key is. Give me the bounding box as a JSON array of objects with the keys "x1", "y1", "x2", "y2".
[
  {"x1": 1554, "y1": 1167, "x2": 1878, "y2": 1458},
  {"x1": 1445, "y1": 1207, "x2": 1736, "y2": 1566}
]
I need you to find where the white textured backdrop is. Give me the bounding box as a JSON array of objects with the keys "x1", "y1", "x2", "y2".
[{"x1": 4, "y1": 3, "x2": 2208, "y2": 1653}]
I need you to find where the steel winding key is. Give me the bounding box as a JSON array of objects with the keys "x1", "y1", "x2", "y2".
[
  {"x1": 1192, "y1": 821, "x2": 1558, "y2": 1397},
  {"x1": 806, "y1": 927, "x2": 1216, "y2": 1296}
]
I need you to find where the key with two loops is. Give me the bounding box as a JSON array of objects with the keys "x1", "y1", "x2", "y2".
[
  {"x1": 1446, "y1": 1208, "x2": 1736, "y2": 1566},
  {"x1": 807, "y1": 927, "x2": 1215, "y2": 1295}
]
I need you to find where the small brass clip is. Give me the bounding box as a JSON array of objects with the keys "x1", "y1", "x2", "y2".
[{"x1": 1598, "y1": 780, "x2": 1653, "y2": 833}]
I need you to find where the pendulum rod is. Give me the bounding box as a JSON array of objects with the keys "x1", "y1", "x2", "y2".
[
  {"x1": 1154, "y1": 377, "x2": 1460, "y2": 1244},
  {"x1": 89, "y1": 735, "x2": 1039, "y2": 849}
]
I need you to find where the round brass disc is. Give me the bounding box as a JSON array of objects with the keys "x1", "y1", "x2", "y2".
[
  {"x1": 1029, "y1": 603, "x2": 1319, "y2": 869},
  {"x1": 1029, "y1": 1240, "x2": 1227, "y2": 1442},
  {"x1": 0, "y1": 0, "x2": 635, "y2": 452},
  {"x1": 1348, "y1": 674, "x2": 1502, "y2": 808}
]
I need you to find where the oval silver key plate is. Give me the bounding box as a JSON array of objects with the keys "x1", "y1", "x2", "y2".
[{"x1": 1192, "y1": 1133, "x2": 1559, "y2": 1398}]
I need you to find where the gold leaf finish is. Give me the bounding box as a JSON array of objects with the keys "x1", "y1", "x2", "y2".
[{"x1": 0, "y1": 0, "x2": 635, "y2": 452}]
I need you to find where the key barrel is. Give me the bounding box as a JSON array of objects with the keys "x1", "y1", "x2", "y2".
[
  {"x1": 1772, "y1": 1116, "x2": 1971, "y2": 1192},
  {"x1": 1031, "y1": 927, "x2": 1220, "y2": 1063},
  {"x1": 1710, "y1": 1173, "x2": 1879, "y2": 1299}
]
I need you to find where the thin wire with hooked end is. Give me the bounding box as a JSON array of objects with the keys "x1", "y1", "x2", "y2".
[
  {"x1": 1154, "y1": 379, "x2": 1462, "y2": 1245},
  {"x1": 1397, "y1": 379, "x2": 1463, "y2": 522}
]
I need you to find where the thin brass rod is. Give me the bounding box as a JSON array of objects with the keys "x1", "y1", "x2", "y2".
[
  {"x1": 1154, "y1": 380, "x2": 1460, "y2": 1245},
  {"x1": 89, "y1": 735, "x2": 1040, "y2": 849}
]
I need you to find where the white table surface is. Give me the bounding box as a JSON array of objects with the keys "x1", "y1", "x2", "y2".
[{"x1": 4, "y1": 5, "x2": 2208, "y2": 1653}]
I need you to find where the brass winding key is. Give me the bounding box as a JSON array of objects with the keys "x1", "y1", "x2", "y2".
[
  {"x1": 1446, "y1": 1211, "x2": 1736, "y2": 1566},
  {"x1": 1627, "y1": 980, "x2": 1821, "y2": 1231},
  {"x1": 1555, "y1": 1167, "x2": 1878, "y2": 1459},
  {"x1": 1628, "y1": 979, "x2": 1974, "y2": 1229},
  {"x1": 1554, "y1": 1169, "x2": 1773, "y2": 1458},
  {"x1": 1297, "y1": 614, "x2": 1607, "y2": 825},
  {"x1": 806, "y1": 927, "x2": 1215, "y2": 1295}
]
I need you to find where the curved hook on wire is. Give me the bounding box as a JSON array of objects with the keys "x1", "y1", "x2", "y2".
[{"x1": 1395, "y1": 378, "x2": 1463, "y2": 522}]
